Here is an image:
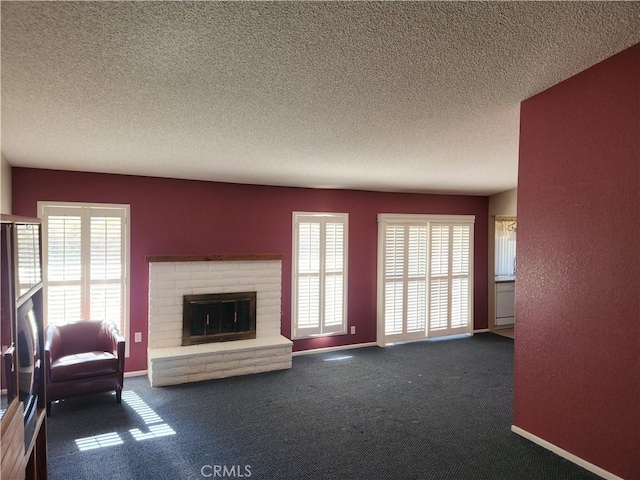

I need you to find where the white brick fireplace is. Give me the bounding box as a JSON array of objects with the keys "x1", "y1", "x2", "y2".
[{"x1": 146, "y1": 254, "x2": 292, "y2": 386}]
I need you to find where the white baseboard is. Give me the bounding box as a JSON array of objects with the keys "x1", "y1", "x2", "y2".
[
  {"x1": 473, "y1": 328, "x2": 491, "y2": 334},
  {"x1": 124, "y1": 370, "x2": 148, "y2": 378},
  {"x1": 292, "y1": 342, "x2": 378, "y2": 357},
  {"x1": 511, "y1": 425, "x2": 623, "y2": 480}
]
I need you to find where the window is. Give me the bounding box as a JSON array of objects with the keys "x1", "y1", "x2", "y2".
[
  {"x1": 292, "y1": 212, "x2": 348, "y2": 338},
  {"x1": 495, "y1": 218, "x2": 517, "y2": 276},
  {"x1": 39, "y1": 202, "x2": 130, "y2": 349},
  {"x1": 378, "y1": 214, "x2": 474, "y2": 344}
]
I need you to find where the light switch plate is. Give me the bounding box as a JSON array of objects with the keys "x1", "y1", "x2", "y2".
[{"x1": 134, "y1": 332, "x2": 142, "y2": 343}]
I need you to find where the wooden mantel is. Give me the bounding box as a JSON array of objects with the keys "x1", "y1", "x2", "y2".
[{"x1": 145, "y1": 254, "x2": 285, "y2": 263}]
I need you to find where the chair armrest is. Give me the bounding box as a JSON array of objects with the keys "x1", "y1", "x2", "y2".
[
  {"x1": 114, "y1": 331, "x2": 125, "y2": 373},
  {"x1": 99, "y1": 322, "x2": 126, "y2": 372},
  {"x1": 44, "y1": 324, "x2": 61, "y2": 384},
  {"x1": 44, "y1": 348, "x2": 52, "y2": 384},
  {"x1": 44, "y1": 325, "x2": 62, "y2": 362}
]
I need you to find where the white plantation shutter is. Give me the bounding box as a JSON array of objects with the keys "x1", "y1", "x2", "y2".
[
  {"x1": 382, "y1": 224, "x2": 427, "y2": 340},
  {"x1": 293, "y1": 213, "x2": 348, "y2": 338},
  {"x1": 385, "y1": 282, "x2": 404, "y2": 335},
  {"x1": 406, "y1": 226, "x2": 427, "y2": 333},
  {"x1": 90, "y1": 216, "x2": 124, "y2": 327},
  {"x1": 324, "y1": 222, "x2": 344, "y2": 328},
  {"x1": 46, "y1": 214, "x2": 82, "y2": 325},
  {"x1": 428, "y1": 224, "x2": 472, "y2": 337},
  {"x1": 428, "y1": 278, "x2": 448, "y2": 331},
  {"x1": 40, "y1": 203, "x2": 129, "y2": 346},
  {"x1": 378, "y1": 214, "x2": 474, "y2": 344},
  {"x1": 428, "y1": 225, "x2": 449, "y2": 333},
  {"x1": 15, "y1": 223, "x2": 42, "y2": 296},
  {"x1": 450, "y1": 225, "x2": 470, "y2": 330},
  {"x1": 384, "y1": 225, "x2": 404, "y2": 335},
  {"x1": 297, "y1": 222, "x2": 321, "y2": 330}
]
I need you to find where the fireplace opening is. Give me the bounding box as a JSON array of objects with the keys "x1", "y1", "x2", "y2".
[{"x1": 182, "y1": 292, "x2": 256, "y2": 346}]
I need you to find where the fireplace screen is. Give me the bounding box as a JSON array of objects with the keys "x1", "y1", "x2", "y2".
[{"x1": 182, "y1": 292, "x2": 257, "y2": 346}]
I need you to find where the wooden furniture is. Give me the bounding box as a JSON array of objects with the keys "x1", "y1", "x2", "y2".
[
  {"x1": 1, "y1": 214, "x2": 47, "y2": 480},
  {"x1": 45, "y1": 320, "x2": 125, "y2": 416}
]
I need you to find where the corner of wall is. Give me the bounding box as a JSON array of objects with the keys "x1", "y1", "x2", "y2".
[
  {"x1": 488, "y1": 188, "x2": 517, "y2": 217},
  {"x1": 487, "y1": 187, "x2": 517, "y2": 329},
  {"x1": 514, "y1": 43, "x2": 640, "y2": 479}
]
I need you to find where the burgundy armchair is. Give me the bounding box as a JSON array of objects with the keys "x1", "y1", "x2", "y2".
[{"x1": 44, "y1": 320, "x2": 125, "y2": 415}]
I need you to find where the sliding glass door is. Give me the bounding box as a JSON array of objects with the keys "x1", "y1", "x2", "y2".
[{"x1": 378, "y1": 214, "x2": 474, "y2": 345}]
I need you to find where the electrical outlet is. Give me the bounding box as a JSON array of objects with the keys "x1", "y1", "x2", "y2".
[
  {"x1": 134, "y1": 332, "x2": 142, "y2": 343},
  {"x1": 351, "y1": 326, "x2": 356, "y2": 335}
]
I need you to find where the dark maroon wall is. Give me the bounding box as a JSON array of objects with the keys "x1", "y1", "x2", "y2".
[
  {"x1": 515, "y1": 44, "x2": 639, "y2": 478},
  {"x1": 12, "y1": 168, "x2": 488, "y2": 372}
]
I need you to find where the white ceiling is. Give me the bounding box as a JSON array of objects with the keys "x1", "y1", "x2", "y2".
[{"x1": 2, "y1": 2, "x2": 639, "y2": 196}]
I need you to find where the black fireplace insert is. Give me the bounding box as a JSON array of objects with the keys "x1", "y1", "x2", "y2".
[{"x1": 182, "y1": 292, "x2": 257, "y2": 346}]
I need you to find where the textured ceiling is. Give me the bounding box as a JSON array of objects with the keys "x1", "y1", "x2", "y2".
[{"x1": 2, "y1": 2, "x2": 639, "y2": 195}]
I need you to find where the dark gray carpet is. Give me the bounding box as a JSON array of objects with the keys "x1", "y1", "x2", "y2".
[{"x1": 47, "y1": 334, "x2": 599, "y2": 480}]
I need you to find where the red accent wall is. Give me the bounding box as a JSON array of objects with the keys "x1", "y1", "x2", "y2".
[
  {"x1": 515, "y1": 44, "x2": 640, "y2": 478},
  {"x1": 11, "y1": 169, "x2": 488, "y2": 372}
]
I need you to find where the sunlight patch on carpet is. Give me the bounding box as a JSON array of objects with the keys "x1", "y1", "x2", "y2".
[
  {"x1": 323, "y1": 355, "x2": 353, "y2": 362},
  {"x1": 123, "y1": 390, "x2": 176, "y2": 441},
  {"x1": 75, "y1": 432, "x2": 124, "y2": 451},
  {"x1": 73, "y1": 390, "x2": 175, "y2": 451}
]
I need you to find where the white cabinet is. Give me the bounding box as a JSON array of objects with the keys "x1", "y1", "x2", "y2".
[{"x1": 495, "y1": 281, "x2": 515, "y2": 326}]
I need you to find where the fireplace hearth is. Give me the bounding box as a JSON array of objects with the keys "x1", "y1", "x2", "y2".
[
  {"x1": 147, "y1": 255, "x2": 292, "y2": 387},
  {"x1": 182, "y1": 292, "x2": 257, "y2": 346}
]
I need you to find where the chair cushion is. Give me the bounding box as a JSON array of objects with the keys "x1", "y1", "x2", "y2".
[{"x1": 50, "y1": 351, "x2": 119, "y2": 382}]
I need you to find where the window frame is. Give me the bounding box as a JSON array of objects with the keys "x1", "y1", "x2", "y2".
[
  {"x1": 38, "y1": 201, "x2": 130, "y2": 355},
  {"x1": 292, "y1": 212, "x2": 348, "y2": 339},
  {"x1": 377, "y1": 214, "x2": 474, "y2": 346}
]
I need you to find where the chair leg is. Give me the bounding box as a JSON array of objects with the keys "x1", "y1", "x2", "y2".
[
  {"x1": 116, "y1": 388, "x2": 122, "y2": 404},
  {"x1": 46, "y1": 402, "x2": 52, "y2": 416}
]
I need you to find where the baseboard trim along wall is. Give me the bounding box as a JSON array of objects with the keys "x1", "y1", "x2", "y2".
[
  {"x1": 511, "y1": 425, "x2": 623, "y2": 480},
  {"x1": 124, "y1": 370, "x2": 148, "y2": 378},
  {"x1": 474, "y1": 328, "x2": 491, "y2": 334},
  {"x1": 292, "y1": 342, "x2": 378, "y2": 357}
]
